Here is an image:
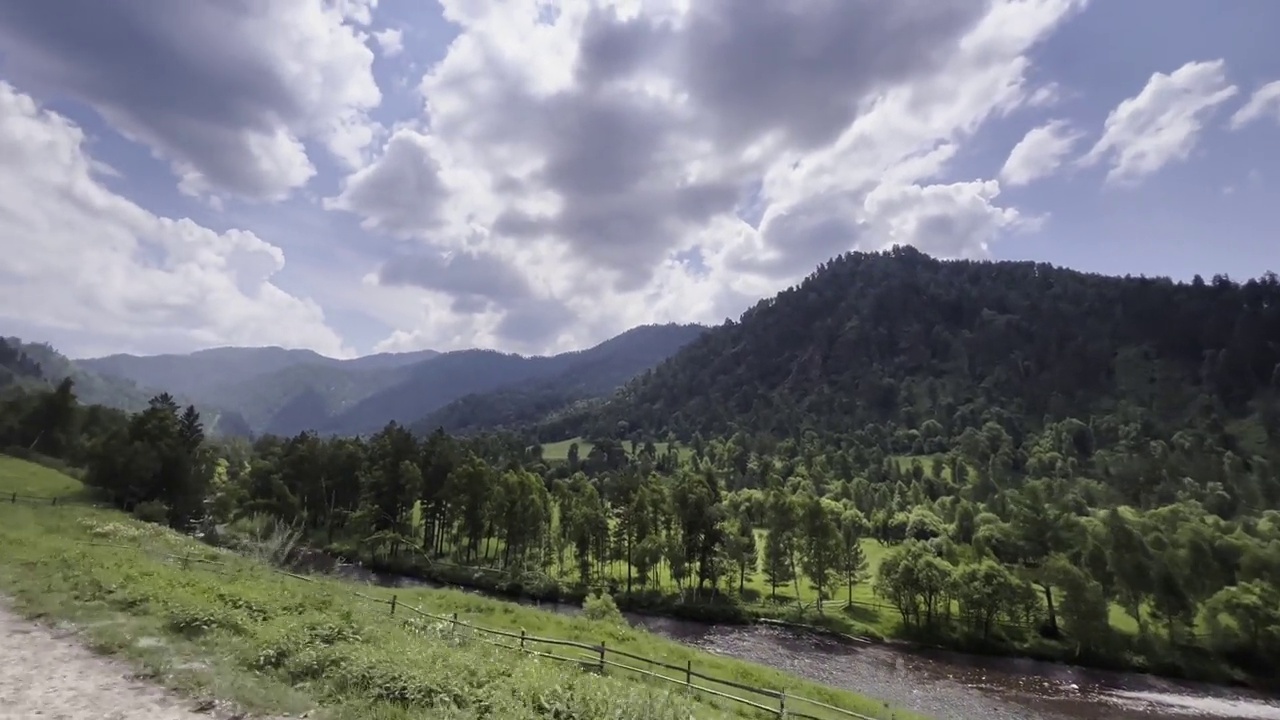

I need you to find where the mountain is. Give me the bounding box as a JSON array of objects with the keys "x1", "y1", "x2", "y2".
[
  {"x1": 0, "y1": 337, "x2": 43, "y2": 388},
  {"x1": 341, "y1": 349, "x2": 440, "y2": 371},
  {"x1": 79, "y1": 346, "x2": 439, "y2": 401},
  {"x1": 79, "y1": 324, "x2": 705, "y2": 438},
  {"x1": 544, "y1": 247, "x2": 1280, "y2": 444},
  {"x1": 13, "y1": 338, "x2": 165, "y2": 413},
  {"x1": 2, "y1": 337, "x2": 253, "y2": 436},
  {"x1": 411, "y1": 323, "x2": 708, "y2": 435}
]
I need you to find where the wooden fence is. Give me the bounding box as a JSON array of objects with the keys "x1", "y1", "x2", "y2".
[
  {"x1": 345, "y1": 588, "x2": 886, "y2": 720},
  {"x1": 58, "y1": 535, "x2": 894, "y2": 720},
  {"x1": 17, "y1": 491, "x2": 895, "y2": 718},
  {"x1": 6, "y1": 491, "x2": 69, "y2": 506}
]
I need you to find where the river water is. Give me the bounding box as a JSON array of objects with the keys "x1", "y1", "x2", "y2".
[{"x1": 331, "y1": 564, "x2": 1280, "y2": 720}]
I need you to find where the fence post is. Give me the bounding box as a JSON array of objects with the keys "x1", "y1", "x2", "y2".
[
  {"x1": 598, "y1": 641, "x2": 606, "y2": 674},
  {"x1": 451, "y1": 612, "x2": 457, "y2": 636},
  {"x1": 685, "y1": 659, "x2": 692, "y2": 692},
  {"x1": 10, "y1": 492, "x2": 15, "y2": 503},
  {"x1": 778, "y1": 691, "x2": 786, "y2": 719},
  {"x1": 390, "y1": 594, "x2": 397, "y2": 616},
  {"x1": 51, "y1": 496, "x2": 57, "y2": 506},
  {"x1": 520, "y1": 629, "x2": 526, "y2": 651}
]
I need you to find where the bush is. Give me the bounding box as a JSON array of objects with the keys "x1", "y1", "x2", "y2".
[
  {"x1": 132, "y1": 499, "x2": 171, "y2": 524},
  {"x1": 582, "y1": 591, "x2": 625, "y2": 625}
]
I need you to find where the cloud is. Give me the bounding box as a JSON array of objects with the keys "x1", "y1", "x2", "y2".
[
  {"x1": 325, "y1": 0, "x2": 1086, "y2": 353},
  {"x1": 326, "y1": 128, "x2": 450, "y2": 238},
  {"x1": 374, "y1": 28, "x2": 404, "y2": 57},
  {"x1": 0, "y1": 81, "x2": 350, "y2": 357},
  {"x1": 1229, "y1": 80, "x2": 1280, "y2": 130},
  {"x1": 0, "y1": 0, "x2": 382, "y2": 202},
  {"x1": 1000, "y1": 120, "x2": 1084, "y2": 187},
  {"x1": 377, "y1": 248, "x2": 559, "y2": 316},
  {"x1": 1081, "y1": 59, "x2": 1238, "y2": 185}
]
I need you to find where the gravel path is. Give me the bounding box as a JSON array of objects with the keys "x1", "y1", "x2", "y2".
[{"x1": 0, "y1": 604, "x2": 251, "y2": 720}]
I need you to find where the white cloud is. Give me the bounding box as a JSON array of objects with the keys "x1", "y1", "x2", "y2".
[
  {"x1": 374, "y1": 28, "x2": 404, "y2": 57},
  {"x1": 328, "y1": 0, "x2": 1088, "y2": 354},
  {"x1": 1229, "y1": 80, "x2": 1280, "y2": 130},
  {"x1": 0, "y1": 0, "x2": 383, "y2": 202},
  {"x1": 1027, "y1": 83, "x2": 1062, "y2": 108},
  {"x1": 0, "y1": 81, "x2": 350, "y2": 357},
  {"x1": 1081, "y1": 59, "x2": 1238, "y2": 185},
  {"x1": 1000, "y1": 119, "x2": 1084, "y2": 187}
]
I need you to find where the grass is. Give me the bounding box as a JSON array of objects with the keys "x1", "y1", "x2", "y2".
[
  {"x1": 0, "y1": 451, "x2": 86, "y2": 496},
  {"x1": 0, "y1": 455, "x2": 922, "y2": 720},
  {"x1": 541, "y1": 437, "x2": 693, "y2": 463}
]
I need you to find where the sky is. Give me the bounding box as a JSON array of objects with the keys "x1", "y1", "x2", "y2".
[{"x1": 0, "y1": 0, "x2": 1278, "y2": 360}]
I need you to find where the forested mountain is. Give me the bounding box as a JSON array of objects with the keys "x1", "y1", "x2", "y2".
[
  {"x1": 0, "y1": 337, "x2": 43, "y2": 387},
  {"x1": 4, "y1": 337, "x2": 252, "y2": 437},
  {"x1": 413, "y1": 323, "x2": 708, "y2": 435},
  {"x1": 79, "y1": 324, "x2": 706, "y2": 437},
  {"x1": 549, "y1": 247, "x2": 1280, "y2": 447},
  {"x1": 338, "y1": 323, "x2": 706, "y2": 436},
  {"x1": 12, "y1": 338, "x2": 158, "y2": 413}
]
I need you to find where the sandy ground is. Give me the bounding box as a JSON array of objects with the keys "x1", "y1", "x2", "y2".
[{"x1": 0, "y1": 604, "x2": 252, "y2": 720}]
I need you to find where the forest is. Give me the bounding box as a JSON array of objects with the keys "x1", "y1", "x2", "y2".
[
  {"x1": 3, "y1": 249, "x2": 1279, "y2": 688},
  {"x1": 548, "y1": 246, "x2": 1280, "y2": 444}
]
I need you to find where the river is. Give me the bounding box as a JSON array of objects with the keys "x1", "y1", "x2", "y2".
[{"x1": 330, "y1": 563, "x2": 1280, "y2": 720}]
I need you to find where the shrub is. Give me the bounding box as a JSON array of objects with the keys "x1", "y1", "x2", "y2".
[
  {"x1": 132, "y1": 500, "x2": 171, "y2": 524},
  {"x1": 582, "y1": 591, "x2": 625, "y2": 625}
]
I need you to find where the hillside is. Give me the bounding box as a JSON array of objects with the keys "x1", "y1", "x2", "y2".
[
  {"x1": 12, "y1": 338, "x2": 159, "y2": 413},
  {"x1": 546, "y1": 247, "x2": 1280, "y2": 443},
  {"x1": 5, "y1": 337, "x2": 252, "y2": 437},
  {"x1": 413, "y1": 323, "x2": 708, "y2": 435},
  {"x1": 0, "y1": 337, "x2": 43, "y2": 388},
  {"x1": 0, "y1": 456, "x2": 904, "y2": 720},
  {"x1": 80, "y1": 324, "x2": 705, "y2": 438}
]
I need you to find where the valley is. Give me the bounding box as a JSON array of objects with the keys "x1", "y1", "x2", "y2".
[
  {"x1": 72, "y1": 323, "x2": 706, "y2": 438},
  {"x1": 4, "y1": 249, "x2": 1280, "y2": 719}
]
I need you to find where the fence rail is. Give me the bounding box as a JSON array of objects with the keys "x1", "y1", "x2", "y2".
[
  {"x1": 7, "y1": 491, "x2": 70, "y2": 505},
  {"x1": 349, "y1": 591, "x2": 880, "y2": 720},
  {"x1": 68, "y1": 539, "x2": 888, "y2": 720}
]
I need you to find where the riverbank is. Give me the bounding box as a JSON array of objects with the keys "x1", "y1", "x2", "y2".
[
  {"x1": 0, "y1": 456, "x2": 920, "y2": 720},
  {"x1": 337, "y1": 547, "x2": 1279, "y2": 694}
]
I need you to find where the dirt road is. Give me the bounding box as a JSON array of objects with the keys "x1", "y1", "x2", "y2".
[{"x1": 0, "y1": 604, "x2": 245, "y2": 720}]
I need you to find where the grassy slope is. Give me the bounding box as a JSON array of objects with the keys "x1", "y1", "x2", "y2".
[
  {"x1": 541, "y1": 437, "x2": 693, "y2": 463},
  {"x1": 0, "y1": 456, "x2": 920, "y2": 720}
]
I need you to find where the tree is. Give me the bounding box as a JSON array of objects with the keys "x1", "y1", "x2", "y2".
[
  {"x1": 1045, "y1": 556, "x2": 1113, "y2": 655},
  {"x1": 876, "y1": 541, "x2": 955, "y2": 630},
  {"x1": 838, "y1": 509, "x2": 870, "y2": 606},
  {"x1": 1201, "y1": 581, "x2": 1280, "y2": 657},
  {"x1": 951, "y1": 560, "x2": 1020, "y2": 640},
  {"x1": 762, "y1": 490, "x2": 797, "y2": 601},
  {"x1": 798, "y1": 494, "x2": 841, "y2": 613},
  {"x1": 726, "y1": 515, "x2": 759, "y2": 594}
]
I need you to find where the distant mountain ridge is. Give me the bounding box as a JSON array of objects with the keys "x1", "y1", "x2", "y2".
[
  {"x1": 3, "y1": 336, "x2": 252, "y2": 437},
  {"x1": 81, "y1": 346, "x2": 440, "y2": 401},
  {"x1": 78, "y1": 324, "x2": 708, "y2": 438},
  {"x1": 412, "y1": 323, "x2": 709, "y2": 435}
]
